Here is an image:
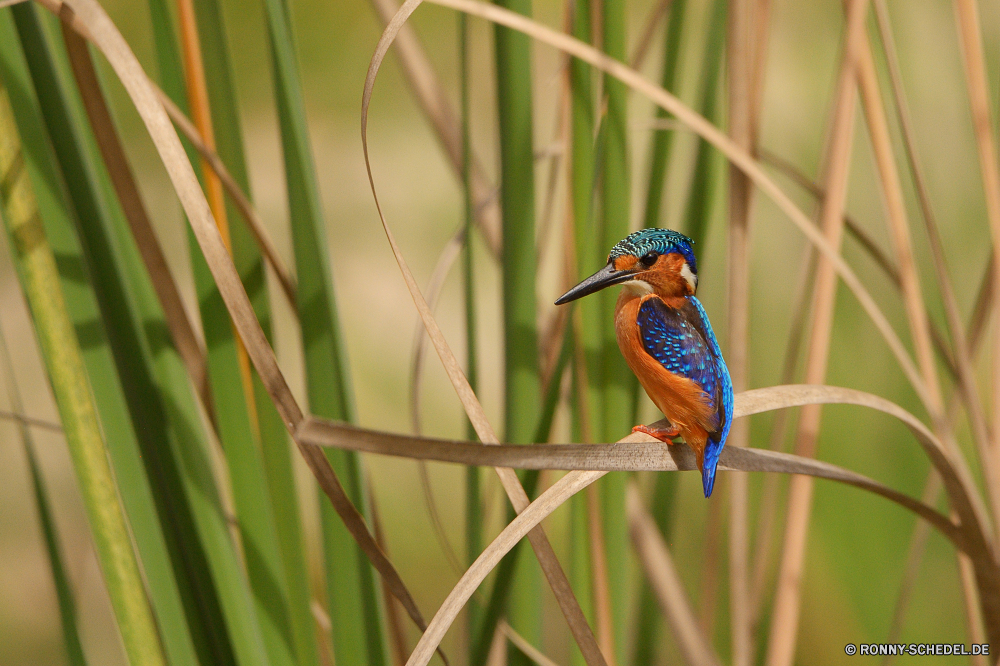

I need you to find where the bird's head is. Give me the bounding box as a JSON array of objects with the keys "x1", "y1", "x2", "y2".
[{"x1": 555, "y1": 228, "x2": 698, "y2": 305}]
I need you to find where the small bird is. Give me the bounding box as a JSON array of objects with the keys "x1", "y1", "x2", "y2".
[{"x1": 556, "y1": 228, "x2": 733, "y2": 497}]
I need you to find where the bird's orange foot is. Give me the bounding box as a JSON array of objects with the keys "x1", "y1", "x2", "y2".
[{"x1": 632, "y1": 424, "x2": 681, "y2": 443}]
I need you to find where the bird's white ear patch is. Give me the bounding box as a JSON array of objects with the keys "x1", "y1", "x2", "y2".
[
  {"x1": 680, "y1": 261, "x2": 698, "y2": 293},
  {"x1": 623, "y1": 279, "x2": 654, "y2": 296}
]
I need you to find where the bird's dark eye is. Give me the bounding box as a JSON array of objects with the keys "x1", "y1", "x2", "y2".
[{"x1": 640, "y1": 251, "x2": 659, "y2": 267}]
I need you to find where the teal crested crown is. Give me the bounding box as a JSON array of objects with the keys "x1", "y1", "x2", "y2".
[{"x1": 608, "y1": 228, "x2": 697, "y2": 274}]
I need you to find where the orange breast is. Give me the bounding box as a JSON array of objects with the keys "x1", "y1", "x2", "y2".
[{"x1": 615, "y1": 290, "x2": 716, "y2": 465}]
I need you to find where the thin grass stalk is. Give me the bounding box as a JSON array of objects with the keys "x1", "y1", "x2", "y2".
[
  {"x1": 587, "y1": 482, "x2": 615, "y2": 662},
  {"x1": 856, "y1": 31, "x2": 945, "y2": 445},
  {"x1": 0, "y1": 18, "x2": 207, "y2": 665},
  {"x1": 631, "y1": 473, "x2": 679, "y2": 665},
  {"x1": 640, "y1": 0, "x2": 684, "y2": 230},
  {"x1": 566, "y1": 1, "x2": 597, "y2": 656},
  {"x1": 0, "y1": 82, "x2": 166, "y2": 666},
  {"x1": 627, "y1": 483, "x2": 721, "y2": 666},
  {"x1": 493, "y1": 0, "x2": 543, "y2": 652},
  {"x1": 493, "y1": 0, "x2": 540, "y2": 440},
  {"x1": 749, "y1": 244, "x2": 814, "y2": 626},
  {"x1": 0, "y1": 324, "x2": 87, "y2": 666},
  {"x1": 598, "y1": 0, "x2": 630, "y2": 659},
  {"x1": 726, "y1": 0, "x2": 756, "y2": 663},
  {"x1": 765, "y1": 3, "x2": 867, "y2": 665},
  {"x1": 461, "y1": 13, "x2": 482, "y2": 654},
  {"x1": 260, "y1": 1, "x2": 388, "y2": 663},
  {"x1": 681, "y1": 0, "x2": 726, "y2": 249},
  {"x1": 952, "y1": 0, "x2": 1000, "y2": 524}
]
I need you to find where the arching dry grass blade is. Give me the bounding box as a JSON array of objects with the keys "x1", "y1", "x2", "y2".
[
  {"x1": 627, "y1": 481, "x2": 721, "y2": 666},
  {"x1": 45, "y1": 0, "x2": 441, "y2": 654},
  {"x1": 363, "y1": 2, "x2": 606, "y2": 664},
  {"x1": 296, "y1": 386, "x2": 959, "y2": 543},
  {"x1": 368, "y1": 0, "x2": 500, "y2": 257}
]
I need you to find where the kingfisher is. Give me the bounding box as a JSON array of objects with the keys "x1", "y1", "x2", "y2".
[{"x1": 556, "y1": 228, "x2": 733, "y2": 497}]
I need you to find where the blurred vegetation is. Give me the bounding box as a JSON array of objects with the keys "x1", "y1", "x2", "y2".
[{"x1": 0, "y1": 0, "x2": 997, "y2": 665}]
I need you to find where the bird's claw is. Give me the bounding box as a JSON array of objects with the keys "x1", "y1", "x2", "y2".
[{"x1": 632, "y1": 424, "x2": 681, "y2": 443}]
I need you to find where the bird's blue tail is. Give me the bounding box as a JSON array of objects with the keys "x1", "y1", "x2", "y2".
[{"x1": 702, "y1": 448, "x2": 721, "y2": 498}]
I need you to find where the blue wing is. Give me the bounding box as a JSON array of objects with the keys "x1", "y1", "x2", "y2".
[{"x1": 637, "y1": 296, "x2": 734, "y2": 497}]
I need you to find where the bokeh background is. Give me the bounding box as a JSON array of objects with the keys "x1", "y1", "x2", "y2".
[{"x1": 0, "y1": 0, "x2": 997, "y2": 664}]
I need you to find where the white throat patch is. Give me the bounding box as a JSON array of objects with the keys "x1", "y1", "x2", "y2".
[
  {"x1": 680, "y1": 261, "x2": 698, "y2": 293},
  {"x1": 623, "y1": 279, "x2": 654, "y2": 296}
]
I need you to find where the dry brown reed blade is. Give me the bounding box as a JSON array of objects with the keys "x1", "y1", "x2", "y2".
[
  {"x1": 47, "y1": 0, "x2": 442, "y2": 650},
  {"x1": 953, "y1": 0, "x2": 1000, "y2": 481},
  {"x1": 875, "y1": 3, "x2": 995, "y2": 648},
  {"x1": 363, "y1": 2, "x2": 606, "y2": 664}
]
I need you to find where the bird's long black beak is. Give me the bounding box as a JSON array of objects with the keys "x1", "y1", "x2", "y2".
[{"x1": 555, "y1": 261, "x2": 637, "y2": 305}]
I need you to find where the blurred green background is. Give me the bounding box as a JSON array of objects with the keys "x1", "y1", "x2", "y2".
[{"x1": 0, "y1": 0, "x2": 996, "y2": 664}]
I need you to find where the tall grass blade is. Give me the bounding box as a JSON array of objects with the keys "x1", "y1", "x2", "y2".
[
  {"x1": 680, "y1": 0, "x2": 726, "y2": 248},
  {"x1": 640, "y1": 0, "x2": 685, "y2": 231},
  {"x1": 631, "y1": 5, "x2": 686, "y2": 663},
  {"x1": 568, "y1": 4, "x2": 598, "y2": 659},
  {"x1": 459, "y1": 13, "x2": 483, "y2": 660},
  {"x1": 260, "y1": 1, "x2": 386, "y2": 663},
  {"x1": 726, "y1": 0, "x2": 761, "y2": 662},
  {"x1": 952, "y1": 0, "x2": 1000, "y2": 510},
  {"x1": 492, "y1": 0, "x2": 542, "y2": 653},
  {"x1": 596, "y1": 0, "x2": 632, "y2": 659},
  {"x1": 175, "y1": 1, "x2": 305, "y2": 663},
  {"x1": 0, "y1": 77, "x2": 167, "y2": 666},
  {"x1": 364, "y1": 8, "x2": 605, "y2": 663}
]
